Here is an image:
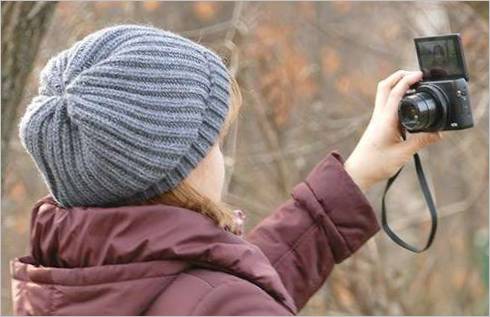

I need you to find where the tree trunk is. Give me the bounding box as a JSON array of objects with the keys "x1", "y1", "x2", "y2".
[{"x1": 1, "y1": 1, "x2": 57, "y2": 191}]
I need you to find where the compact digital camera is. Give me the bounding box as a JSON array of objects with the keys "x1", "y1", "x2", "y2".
[{"x1": 398, "y1": 34, "x2": 473, "y2": 132}]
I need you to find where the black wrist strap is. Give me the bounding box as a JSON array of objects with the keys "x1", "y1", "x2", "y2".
[{"x1": 381, "y1": 135, "x2": 438, "y2": 253}]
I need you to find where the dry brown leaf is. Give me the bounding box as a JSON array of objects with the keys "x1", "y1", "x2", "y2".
[
  {"x1": 10, "y1": 182, "x2": 26, "y2": 203},
  {"x1": 321, "y1": 47, "x2": 341, "y2": 76},
  {"x1": 143, "y1": 1, "x2": 160, "y2": 12},
  {"x1": 193, "y1": 2, "x2": 218, "y2": 22},
  {"x1": 336, "y1": 75, "x2": 351, "y2": 95}
]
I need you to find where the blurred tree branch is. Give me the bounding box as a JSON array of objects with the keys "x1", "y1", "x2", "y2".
[
  {"x1": 244, "y1": 75, "x2": 297, "y2": 194},
  {"x1": 1, "y1": 1, "x2": 57, "y2": 191},
  {"x1": 467, "y1": 2, "x2": 489, "y2": 21}
]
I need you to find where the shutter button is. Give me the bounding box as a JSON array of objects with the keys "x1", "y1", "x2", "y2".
[{"x1": 457, "y1": 90, "x2": 467, "y2": 97}]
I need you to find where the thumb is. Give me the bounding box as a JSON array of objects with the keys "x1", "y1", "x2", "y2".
[{"x1": 398, "y1": 132, "x2": 442, "y2": 154}]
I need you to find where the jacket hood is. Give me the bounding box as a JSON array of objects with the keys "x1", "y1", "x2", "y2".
[{"x1": 10, "y1": 195, "x2": 295, "y2": 315}]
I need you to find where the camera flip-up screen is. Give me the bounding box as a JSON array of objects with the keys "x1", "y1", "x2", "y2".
[{"x1": 415, "y1": 34, "x2": 468, "y2": 81}]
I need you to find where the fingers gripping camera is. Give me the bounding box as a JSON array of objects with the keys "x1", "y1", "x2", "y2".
[{"x1": 398, "y1": 34, "x2": 474, "y2": 132}]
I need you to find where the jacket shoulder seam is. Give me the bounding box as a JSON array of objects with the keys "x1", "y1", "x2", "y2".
[
  {"x1": 183, "y1": 269, "x2": 255, "y2": 289},
  {"x1": 190, "y1": 280, "x2": 273, "y2": 315},
  {"x1": 180, "y1": 271, "x2": 215, "y2": 289}
]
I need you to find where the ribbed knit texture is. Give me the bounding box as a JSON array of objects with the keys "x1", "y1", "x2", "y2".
[{"x1": 18, "y1": 24, "x2": 231, "y2": 207}]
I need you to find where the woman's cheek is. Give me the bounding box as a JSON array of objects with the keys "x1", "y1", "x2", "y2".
[{"x1": 216, "y1": 146, "x2": 226, "y2": 198}]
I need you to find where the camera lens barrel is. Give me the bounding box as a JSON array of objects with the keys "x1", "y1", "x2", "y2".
[
  {"x1": 399, "y1": 92, "x2": 438, "y2": 131},
  {"x1": 398, "y1": 85, "x2": 448, "y2": 132}
]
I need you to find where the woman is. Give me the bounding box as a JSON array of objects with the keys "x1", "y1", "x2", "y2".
[
  {"x1": 432, "y1": 44, "x2": 447, "y2": 67},
  {"x1": 11, "y1": 25, "x2": 441, "y2": 315}
]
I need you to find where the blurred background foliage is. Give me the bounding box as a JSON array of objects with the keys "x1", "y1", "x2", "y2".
[{"x1": 1, "y1": 1, "x2": 488, "y2": 315}]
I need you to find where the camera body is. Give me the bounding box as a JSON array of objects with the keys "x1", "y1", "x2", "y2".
[{"x1": 398, "y1": 34, "x2": 473, "y2": 132}]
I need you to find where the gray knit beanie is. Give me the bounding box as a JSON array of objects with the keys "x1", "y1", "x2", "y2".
[{"x1": 19, "y1": 24, "x2": 231, "y2": 207}]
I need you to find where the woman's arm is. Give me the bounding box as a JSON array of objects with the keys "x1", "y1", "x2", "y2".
[
  {"x1": 246, "y1": 151, "x2": 379, "y2": 311},
  {"x1": 246, "y1": 70, "x2": 443, "y2": 310}
]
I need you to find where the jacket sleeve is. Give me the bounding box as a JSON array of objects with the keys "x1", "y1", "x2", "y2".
[
  {"x1": 191, "y1": 281, "x2": 293, "y2": 316},
  {"x1": 246, "y1": 151, "x2": 380, "y2": 310}
]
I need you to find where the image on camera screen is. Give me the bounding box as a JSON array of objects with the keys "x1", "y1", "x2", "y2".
[{"x1": 416, "y1": 36, "x2": 465, "y2": 80}]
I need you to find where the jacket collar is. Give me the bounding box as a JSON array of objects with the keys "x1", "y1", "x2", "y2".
[{"x1": 29, "y1": 195, "x2": 297, "y2": 312}]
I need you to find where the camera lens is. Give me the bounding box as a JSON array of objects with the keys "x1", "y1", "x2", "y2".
[{"x1": 399, "y1": 92, "x2": 439, "y2": 131}]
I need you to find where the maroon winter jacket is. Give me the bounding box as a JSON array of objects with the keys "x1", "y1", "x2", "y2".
[{"x1": 10, "y1": 152, "x2": 380, "y2": 315}]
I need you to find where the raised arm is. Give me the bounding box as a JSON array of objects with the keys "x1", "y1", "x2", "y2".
[
  {"x1": 246, "y1": 70, "x2": 444, "y2": 311},
  {"x1": 246, "y1": 151, "x2": 379, "y2": 310}
]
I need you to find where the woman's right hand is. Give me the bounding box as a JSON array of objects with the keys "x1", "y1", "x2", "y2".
[{"x1": 344, "y1": 70, "x2": 443, "y2": 192}]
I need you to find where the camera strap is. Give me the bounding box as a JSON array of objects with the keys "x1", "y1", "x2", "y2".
[{"x1": 381, "y1": 134, "x2": 438, "y2": 253}]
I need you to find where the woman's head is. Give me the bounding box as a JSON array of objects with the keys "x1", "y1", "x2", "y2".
[
  {"x1": 139, "y1": 77, "x2": 242, "y2": 233},
  {"x1": 184, "y1": 76, "x2": 242, "y2": 202},
  {"x1": 19, "y1": 24, "x2": 242, "y2": 232},
  {"x1": 433, "y1": 44, "x2": 446, "y2": 64}
]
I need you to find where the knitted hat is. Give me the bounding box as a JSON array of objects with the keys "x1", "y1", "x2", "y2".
[{"x1": 19, "y1": 24, "x2": 231, "y2": 207}]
